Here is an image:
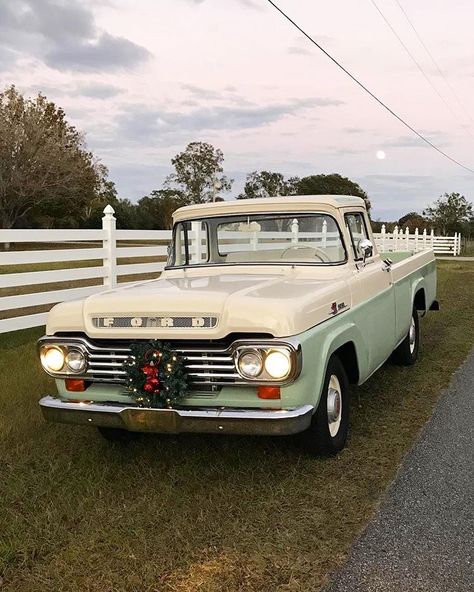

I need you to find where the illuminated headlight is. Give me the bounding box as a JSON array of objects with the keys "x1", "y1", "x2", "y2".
[
  {"x1": 40, "y1": 346, "x2": 65, "y2": 373},
  {"x1": 65, "y1": 349, "x2": 87, "y2": 373},
  {"x1": 234, "y1": 344, "x2": 299, "y2": 383},
  {"x1": 264, "y1": 350, "x2": 291, "y2": 379},
  {"x1": 39, "y1": 344, "x2": 87, "y2": 375},
  {"x1": 237, "y1": 350, "x2": 263, "y2": 378}
]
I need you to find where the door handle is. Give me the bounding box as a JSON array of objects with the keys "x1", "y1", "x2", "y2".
[{"x1": 382, "y1": 258, "x2": 393, "y2": 272}]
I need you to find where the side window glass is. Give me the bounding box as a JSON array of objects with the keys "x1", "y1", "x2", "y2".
[
  {"x1": 345, "y1": 213, "x2": 369, "y2": 260},
  {"x1": 173, "y1": 221, "x2": 208, "y2": 266}
]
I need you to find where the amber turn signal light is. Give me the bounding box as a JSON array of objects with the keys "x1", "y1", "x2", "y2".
[
  {"x1": 257, "y1": 385, "x2": 281, "y2": 400},
  {"x1": 65, "y1": 379, "x2": 86, "y2": 392}
]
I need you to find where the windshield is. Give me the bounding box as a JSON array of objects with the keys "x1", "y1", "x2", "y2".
[{"x1": 168, "y1": 213, "x2": 346, "y2": 267}]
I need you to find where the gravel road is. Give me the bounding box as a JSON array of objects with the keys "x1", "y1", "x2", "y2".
[{"x1": 325, "y1": 349, "x2": 474, "y2": 592}]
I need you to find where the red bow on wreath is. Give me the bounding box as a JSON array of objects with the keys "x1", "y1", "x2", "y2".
[{"x1": 142, "y1": 354, "x2": 161, "y2": 394}]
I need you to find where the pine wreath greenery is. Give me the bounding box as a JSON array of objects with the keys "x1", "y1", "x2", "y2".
[{"x1": 123, "y1": 340, "x2": 189, "y2": 408}]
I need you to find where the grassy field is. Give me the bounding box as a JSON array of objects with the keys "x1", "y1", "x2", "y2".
[{"x1": 0, "y1": 260, "x2": 473, "y2": 592}]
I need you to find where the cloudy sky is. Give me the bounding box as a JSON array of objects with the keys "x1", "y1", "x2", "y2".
[{"x1": 1, "y1": 0, "x2": 474, "y2": 220}]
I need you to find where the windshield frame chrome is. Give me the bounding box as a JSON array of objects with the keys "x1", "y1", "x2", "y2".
[{"x1": 165, "y1": 211, "x2": 348, "y2": 270}]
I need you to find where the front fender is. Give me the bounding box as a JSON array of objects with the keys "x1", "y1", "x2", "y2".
[{"x1": 281, "y1": 314, "x2": 366, "y2": 410}]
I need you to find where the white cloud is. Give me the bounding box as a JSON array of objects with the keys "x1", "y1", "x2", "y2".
[{"x1": 0, "y1": 0, "x2": 151, "y2": 72}]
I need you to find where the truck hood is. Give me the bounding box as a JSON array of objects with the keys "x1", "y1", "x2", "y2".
[{"x1": 47, "y1": 271, "x2": 352, "y2": 339}]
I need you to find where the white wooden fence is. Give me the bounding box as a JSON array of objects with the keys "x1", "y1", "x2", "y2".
[
  {"x1": 0, "y1": 206, "x2": 170, "y2": 334},
  {"x1": 0, "y1": 206, "x2": 462, "y2": 334},
  {"x1": 374, "y1": 225, "x2": 462, "y2": 256}
]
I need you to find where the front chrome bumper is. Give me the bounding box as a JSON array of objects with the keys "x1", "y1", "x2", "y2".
[{"x1": 39, "y1": 397, "x2": 314, "y2": 436}]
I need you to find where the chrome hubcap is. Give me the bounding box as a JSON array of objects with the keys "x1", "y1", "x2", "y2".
[
  {"x1": 409, "y1": 317, "x2": 416, "y2": 354},
  {"x1": 327, "y1": 375, "x2": 342, "y2": 437}
]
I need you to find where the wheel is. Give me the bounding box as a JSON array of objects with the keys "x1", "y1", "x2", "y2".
[
  {"x1": 97, "y1": 427, "x2": 140, "y2": 443},
  {"x1": 392, "y1": 307, "x2": 419, "y2": 366},
  {"x1": 302, "y1": 355, "x2": 350, "y2": 456}
]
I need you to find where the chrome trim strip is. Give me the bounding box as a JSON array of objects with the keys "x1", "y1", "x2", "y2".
[
  {"x1": 187, "y1": 372, "x2": 240, "y2": 379},
  {"x1": 86, "y1": 369, "x2": 127, "y2": 376},
  {"x1": 185, "y1": 363, "x2": 235, "y2": 370}
]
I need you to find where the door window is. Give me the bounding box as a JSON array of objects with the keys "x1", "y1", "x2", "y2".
[{"x1": 345, "y1": 213, "x2": 369, "y2": 260}]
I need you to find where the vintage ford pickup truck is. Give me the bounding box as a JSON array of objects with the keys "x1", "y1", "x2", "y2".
[{"x1": 38, "y1": 196, "x2": 438, "y2": 454}]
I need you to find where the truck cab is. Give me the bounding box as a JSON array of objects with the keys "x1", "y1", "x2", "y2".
[{"x1": 38, "y1": 195, "x2": 437, "y2": 455}]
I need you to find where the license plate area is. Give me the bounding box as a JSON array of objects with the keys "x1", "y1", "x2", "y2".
[{"x1": 122, "y1": 408, "x2": 179, "y2": 433}]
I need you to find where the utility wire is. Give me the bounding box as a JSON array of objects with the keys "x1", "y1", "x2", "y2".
[
  {"x1": 370, "y1": 0, "x2": 474, "y2": 142},
  {"x1": 264, "y1": 0, "x2": 474, "y2": 174},
  {"x1": 393, "y1": 0, "x2": 474, "y2": 127}
]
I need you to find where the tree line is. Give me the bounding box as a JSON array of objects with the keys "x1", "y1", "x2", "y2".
[{"x1": 1, "y1": 86, "x2": 472, "y2": 238}]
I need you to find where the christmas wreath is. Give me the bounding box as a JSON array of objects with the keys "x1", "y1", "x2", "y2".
[{"x1": 123, "y1": 340, "x2": 189, "y2": 408}]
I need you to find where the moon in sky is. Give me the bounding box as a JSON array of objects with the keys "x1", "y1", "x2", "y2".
[{"x1": 376, "y1": 150, "x2": 386, "y2": 160}]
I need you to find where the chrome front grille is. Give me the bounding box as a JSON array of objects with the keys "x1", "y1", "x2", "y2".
[{"x1": 63, "y1": 337, "x2": 243, "y2": 392}]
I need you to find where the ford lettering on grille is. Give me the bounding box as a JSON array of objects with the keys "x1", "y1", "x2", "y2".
[{"x1": 92, "y1": 316, "x2": 218, "y2": 329}]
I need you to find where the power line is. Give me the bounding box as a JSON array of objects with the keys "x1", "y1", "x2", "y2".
[
  {"x1": 393, "y1": 0, "x2": 474, "y2": 127},
  {"x1": 370, "y1": 0, "x2": 474, "y2": 142},
  {"x1": 264, "y1": 0, "x2": 474, "y2": 174}
]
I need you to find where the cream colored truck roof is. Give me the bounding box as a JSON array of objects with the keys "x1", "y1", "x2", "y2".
[{"x1": 173, "y1": 195, "x2": 365, "y2": 222}]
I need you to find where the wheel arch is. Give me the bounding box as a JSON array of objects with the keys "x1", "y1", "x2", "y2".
[
  {"x1": 289, "y1": 320, "x2": 366, "y2": 410},
  {"x1": 325, "y1": 323, "x2": 365, "y2": 385},
  {"x1": 412, "y1": 281, "x2": 426, "y2": 312},
  {"x1": 331, "y1": 341, "x2": 359, "y2": 384}
]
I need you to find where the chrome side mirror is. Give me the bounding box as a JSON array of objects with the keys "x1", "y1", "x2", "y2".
[{"x1": 358, "y1": 238, "x2": 374, "y2": 263}]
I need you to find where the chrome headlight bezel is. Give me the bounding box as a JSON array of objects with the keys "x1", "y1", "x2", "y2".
[
  {"x1": 232, "y1": 340, "x2": 301, "y2": 385},
  {"x1": 65, "y1": 349, "x2": 88, "y2": 374},
  {"x1": 39, "y1": 340, "x2": 89, "y2": 377},
  {"x1": 237, "y1": 349, "x2": 264, "y2": 379}
]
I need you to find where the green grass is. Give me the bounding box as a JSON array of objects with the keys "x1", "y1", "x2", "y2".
[{"x1": 0, "y1": 260, "x2": 473, "y2": 592}]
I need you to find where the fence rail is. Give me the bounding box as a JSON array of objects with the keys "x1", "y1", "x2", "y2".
[{"x1": 0, "y1": 206, "x2": 461, "y2": 334}]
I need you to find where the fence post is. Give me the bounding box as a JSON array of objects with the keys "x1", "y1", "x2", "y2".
[
  {"x1": 381, "y1": 224, "x2": 386, "y2": 251},
  {"x1": 394, "y1": 225, "x2": 399, "y2": 250},
  {"x1": 102, "y1": 205, "x2": 117, "y2": 288},
  {"x1": 405, "y1": 226, "x2": 409, "y2": 250},
  {"x1": 191, "y1": 221, "x2": 203, "y2": 262},
  {"x1": 458, "y1": 233, "x2": 462, "y2": 255},
  {"x1": 430, "y1": 229, "x2": 434, "y2": 249},
  {"x1": 291, "y1": 218, "x2": 299, "y2": 244},
  {"x1": 423, "y1": 228, "x2": 427, "y2": 249},
  {"x1": 250, "y1": 229, "x2": 258, "y2": 251},
  {"x1": 414, "y1": 227, "x2": 419, "y2": 251},
  {"x1": 322, "y1": 219, "x2": 327, "y2": 248}
]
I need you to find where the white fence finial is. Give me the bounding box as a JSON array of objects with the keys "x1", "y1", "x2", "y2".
[{"x1": 103, "y1": 204, "x2": 115, "y2": 217}]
